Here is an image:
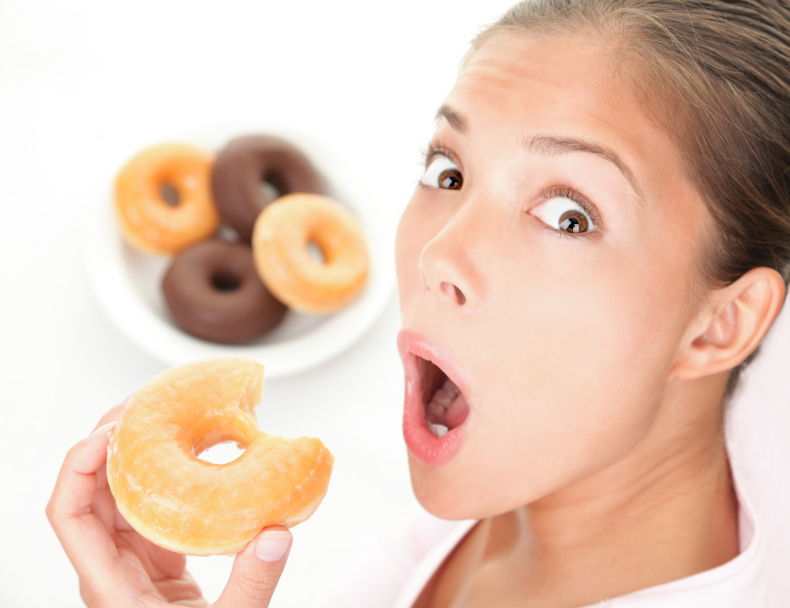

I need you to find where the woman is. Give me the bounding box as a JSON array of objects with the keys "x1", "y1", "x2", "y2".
[{"x1": 47, "y1": 1, "x2": 790, "y2": 606}]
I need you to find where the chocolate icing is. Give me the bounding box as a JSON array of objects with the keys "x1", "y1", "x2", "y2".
[
  {"x1": 211, "y1": 135, "x2": 323, "y2": 242},
  {"x1": 162, "y1": 239, "x2": 287, "y2": 343}
]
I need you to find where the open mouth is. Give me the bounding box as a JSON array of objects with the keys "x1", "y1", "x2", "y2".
[
  {"x1": 418, "y1": 356, "x2": 470, "y2": 438},
  {"x1": 399, "y1": 329, "x2": 471, "y2": 466}
]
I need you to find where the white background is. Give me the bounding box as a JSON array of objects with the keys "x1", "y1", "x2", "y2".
[
  {"x1": 0, "y1": 1, "x2": 515, "y2": 607},
  {"x1": 3, "y1": 1, "x2": 790, "y2": 607}
]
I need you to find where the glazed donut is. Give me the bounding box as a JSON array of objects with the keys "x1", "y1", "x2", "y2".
[
  {"x1": 211, "y1": 135, "x2": 323, "y2": 242},
  {"x1": 115, "y1": 143, "x2": 220, "y2": 255},
  {"x1": 107, "y1": 356, "x2": 334, "y2": 556},
  {"x1": 252, "y1": 193, "x2": 369, "y2": 314},
  {"x1": 162, "y1": 239, "x2": 287, "y2": 344}
]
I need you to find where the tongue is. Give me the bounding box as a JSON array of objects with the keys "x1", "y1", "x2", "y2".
[
  {"x1": 445, "y1": 392, "x2": 469, "y2": 429},
  {"x1": 426, "y1": 377, "x2": 469, "y2": 430}
]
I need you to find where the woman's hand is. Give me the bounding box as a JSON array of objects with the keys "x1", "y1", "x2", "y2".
[{"x1": 46, "y1": 400, "x2": 292, "y2": 607}]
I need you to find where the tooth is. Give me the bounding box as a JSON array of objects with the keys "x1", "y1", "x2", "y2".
[{"x1": 429, "y1": 424, "x2": 449, "y2": 438}]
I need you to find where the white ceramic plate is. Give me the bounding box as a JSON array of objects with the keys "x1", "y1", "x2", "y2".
[{"x1": 84, "y1": 124, "x2": 396, "y2": 378}]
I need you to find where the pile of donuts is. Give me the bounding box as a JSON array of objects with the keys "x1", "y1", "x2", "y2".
[{"x1": 114, "y1": 135, "x2": 369, "y2": 343}]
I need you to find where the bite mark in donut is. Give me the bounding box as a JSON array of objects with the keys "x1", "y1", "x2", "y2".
[{"x1": 107, "y1": 357, "x2": 334, "y2": 556}]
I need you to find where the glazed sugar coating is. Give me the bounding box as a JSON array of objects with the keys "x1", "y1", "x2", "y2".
[
  {"x1": 114, "y1": 143, "x2": 220, "y2": 255},
  {"x1": 106, "y1": 356, "x2": 334, "y2": 556},
  {"x1": 252, "y1": 193, "x2": 369, "y2": 314}
]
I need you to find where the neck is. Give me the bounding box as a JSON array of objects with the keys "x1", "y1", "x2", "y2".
[{"x1": 482, "y1": 373, "x2": 740, "y2": 607}]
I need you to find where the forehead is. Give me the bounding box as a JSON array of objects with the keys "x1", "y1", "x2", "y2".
[
  {"x1": 447, "y1": 31, "x2": 682, "y2": 200},
  {"x1": 455, "y1": 31, "x2": 635, "y2": 128}
]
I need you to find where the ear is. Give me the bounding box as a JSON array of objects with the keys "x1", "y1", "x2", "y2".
[{"x1": 671, "y1": 267, "x2": 786, "y2": 381}]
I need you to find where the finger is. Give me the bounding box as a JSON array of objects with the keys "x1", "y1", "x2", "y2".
[
  {"x1": 213, "y1": 527, "x2": 292, "y2": 608},
  {"x1": 144, "y1": 539, "x2": 189, "y2": 581},
  {"x1": 114, "y1": 502, "x2": 135, "y2": 531},
  {"x1": 150, "y1": 569, "x2": 207, "y2": 607},
  {"x1": 46, "y1": 423, "x2": 123, "y2": 583},
  {"x1": 91, "y1": 481, "x2": 118, "y2": 532},
  {"x1": 91, "y1": 394, "x2": 133, "y2": 433},
  {"x1": 116, "y1": 530, "x2": 188, "y2": 582},
  {"x1": 92, "y1": 396, "x2": 132, "y2": 529}
]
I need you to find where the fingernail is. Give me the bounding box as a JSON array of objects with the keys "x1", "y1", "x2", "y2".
[
  {"x1": 89, "y1": 421, "x2": 117, "y2": 439},
  {"x1": 254, "y1": 530, "x2": 291, "y2": 563}
]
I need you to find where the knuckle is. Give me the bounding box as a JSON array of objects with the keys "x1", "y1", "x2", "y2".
[
  {"x1": 79, "y1": 578, "x2": 99, "y2": 607},
  {"x1": 236, "y1": 565, "x2": 280, "y2": 599},
  {"x1": 65, "y1": 441, "x2": 83, "y2": 461},
  {"x1": 45, "y1": 493, "x2": 67, "y2": 530},
  {"x1": 44, "y1": 499, "x2": 57, "y2": 525},
  {"x1": 62, "y1": 443, "x2": 86, "y2": 473}
]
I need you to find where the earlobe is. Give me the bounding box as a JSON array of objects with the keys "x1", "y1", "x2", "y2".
[{"x1": 672, "y1": 267, "x2": 786, "y2": 381}]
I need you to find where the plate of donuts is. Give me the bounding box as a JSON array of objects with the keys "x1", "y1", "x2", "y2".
[{"x1": 84, "y1": 124, "x2": 396, "y2": 378}]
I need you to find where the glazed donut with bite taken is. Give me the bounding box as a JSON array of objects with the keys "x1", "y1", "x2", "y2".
[
  {"x1": 252, "y1": 193, "x2": 369, "y2": 314},
  {"x1": 107, "y1": 356, "x2": 334, "y2": 556},
  {"x1": 211, "y1": 135, "x2": 323, "y2": 242},
  {"x1": 115, "y1": 143, "x2": 220, "y2": 255},
  {"x1": 162, "y1": 239, "x2": 287, "y2": 344}
]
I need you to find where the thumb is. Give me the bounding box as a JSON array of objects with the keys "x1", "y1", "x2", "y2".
[{"x1": 214, "y1": 526, "x2": 292, "y2": 608}]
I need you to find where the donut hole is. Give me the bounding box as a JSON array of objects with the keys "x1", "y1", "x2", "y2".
[
  {"x1": 259, "y1": 172, "x2": 285, "y2": 202},
  {"x1": 307, "y1": 240, "x2": 326, "y2": 264},
  {"x1": 210, "y1": 270, "x2": 242, "y2": 292},
  {"x1": 196, "y1": 440, "x2": 246, "y2": 465},
  {"x1": 159, "y1": 183, "x2": 181, "y2": 207}
]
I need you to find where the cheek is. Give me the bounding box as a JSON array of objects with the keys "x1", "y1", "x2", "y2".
[{"x1": 526, "y1": 253, "x2": 687, "y2": 411}]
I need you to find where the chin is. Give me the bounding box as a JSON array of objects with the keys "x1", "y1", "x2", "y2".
[
  {"x1": 407, "y1": 452, "x2": 507, "y2": 521},
  {"x1": 408, "y1": 454, "x2": 473, "y2": 519}
]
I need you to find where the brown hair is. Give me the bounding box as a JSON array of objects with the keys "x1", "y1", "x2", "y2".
[{"x1": 471, "y1": 0, "x2": 790, "y2": 394}]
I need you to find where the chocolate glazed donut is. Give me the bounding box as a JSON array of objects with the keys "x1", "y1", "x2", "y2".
[
  {"x1": 162, "y1": 239, "x2": 287, "y2": 343},
  {"x1": 212, "y1": 135, "x2": 323, "y2": 242}
]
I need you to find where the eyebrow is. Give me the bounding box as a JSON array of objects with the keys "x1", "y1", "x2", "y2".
[
  {"x1": 523, "y1": 135, "x2": 644, "y2": 202},
  {"x1": 436, "y1": 104, "x2": 644, "y2": 202},
  {"x1": 436, "y1": 105, "x2": 468, "y2": 134}
]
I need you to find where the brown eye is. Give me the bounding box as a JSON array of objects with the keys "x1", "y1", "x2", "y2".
[
  {"x1": 559, "y1": 210, "x2": 589, "y2": 233},
  {"x1": 439, "y1": 169, "x2": 463, "y2": 190},
  {"x1": 420, "y1": 155, "x2": 463, "y2": 190},
  {"x1": 530, "y1": 197, "x2": 596, "y2": 234}
]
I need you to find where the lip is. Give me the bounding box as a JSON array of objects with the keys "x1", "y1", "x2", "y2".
[{"x1": 397, "y1": 329, "x2": 470, "y2": 467}]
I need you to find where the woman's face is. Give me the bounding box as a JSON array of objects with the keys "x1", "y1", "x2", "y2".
[{"x1": 395, "y1": 31, "x2": 712, "y2": 519}]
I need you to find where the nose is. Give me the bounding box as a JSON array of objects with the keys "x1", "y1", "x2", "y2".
[{"x1": 418, "y1": 197, "x2": 488, "y2": 311}]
